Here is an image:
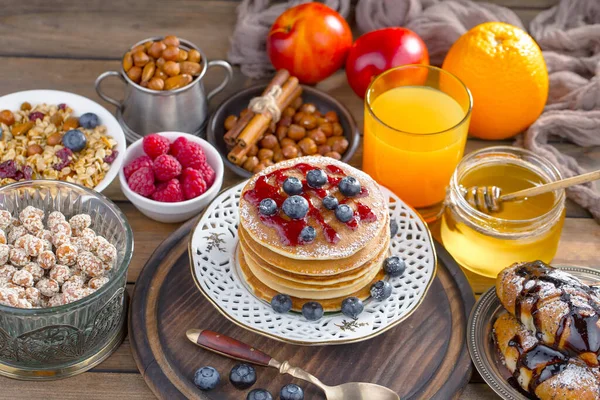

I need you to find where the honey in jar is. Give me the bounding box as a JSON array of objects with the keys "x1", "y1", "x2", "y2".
[{"x1": 440, "y1": 146, "x2": 566, "y2": 278}]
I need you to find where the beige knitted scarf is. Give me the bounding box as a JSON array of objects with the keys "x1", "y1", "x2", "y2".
[{"x1": 228, "y1": 0, "x2": 600, "y2": 222}]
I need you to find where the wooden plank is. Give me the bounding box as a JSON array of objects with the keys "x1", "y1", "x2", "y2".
[
  {"x1": 460, "y1": 383, "x2": 500, "y2": 399},
  {"x1": 0, "y1": 372, "x2": 154, "y2": 399}
]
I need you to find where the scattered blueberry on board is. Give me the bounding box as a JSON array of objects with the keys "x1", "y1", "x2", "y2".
[
  {"x1": 280, "y1": 384, "x2": 304, "y2": 400},
  {"x1": 78, "y1": 112, "x2": 100, "y2": 129},
  {"x1": 341, "y1": 296, "x2": 364, "y2": 319},
  {"x1": 193, "y1": 366, "x2": 220, "y2": 391},
  {"x1": 338, "y1": 176, "x2": 361, "y2": 197},
  {"x1": 322, "y1": 195, "x2": 339, "y2": 210},
  {"x1": 62, "y1": 129, "x2": 87, "y2": 152},
  {"x1": 299, "y1": 226, "x2": 316, "y2": 243},
  {"x1": 390, "y1": 219, "x2": 399, "y2": 237},
  {"x1": 335, "y1": 204, "x2": 353, "y2": 223},
  {"x1": 306, "y1": 169, "x2": 327, "y2": 188},
  {"x1": 271, "y1": 294, "x2": 292, "y2": 314},
  {"x1": 282, "y1": 195, "x2": 309, "y2": 219},
  {"x1": 371, "y1": 280, "x2": 393, "y2": 301},
  {"x1": 259, "y1": 198, "x2": 278, "y2": 216},
  {"x1": 229, "y1": 363, "x2": 257, "y2": 390},
  {"x1": 247, "y1": 388, "x2": 273, "y2": 400},
  {"x1": 283, "y1": 177, "x2": 303, "y2": 195},
  {"x1": 384, "y1": 256, "x2": 406, "y2": 278},
  {"x1": 302, "y1": 301, "x2": 324, "y2": 321}
]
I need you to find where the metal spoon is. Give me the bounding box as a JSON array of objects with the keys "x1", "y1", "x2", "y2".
[
  {"x1": 463, "y1": 169, "x2": 600, "y2": 213},
  {"x1": 186, "y1": 329, "x2": 400, "y2": 400}
]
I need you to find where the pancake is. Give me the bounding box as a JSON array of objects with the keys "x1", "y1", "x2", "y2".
[
  {"x1": 237, "y1": 245, "x2": 385, "y2": 312},
  {"x1": 238, "y1": 220, "x2": 390, "y2": 277},
  {"x1": 243, "y1": 245, "x2": 385, "y2": 297},
  {"x1": 239, "y1": 156, "x2": 388, "y2": 260},
  {"x1": 239, "y1": 230, "x2": 390, "y2": 286}
]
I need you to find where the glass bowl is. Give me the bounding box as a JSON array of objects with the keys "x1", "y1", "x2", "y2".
[{"x1": 0, "y1": 180, "x2": 133, "y2": 380}]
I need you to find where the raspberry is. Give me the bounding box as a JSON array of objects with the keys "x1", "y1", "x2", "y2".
[
  {"x1": 151, "y1": 179, "x2": 184, "y2": 202},
  {"x1": 153, "y1": 154, "x2": 182, "y2": 182},
  {"x1": 127, "y1": 167, "x2": 156, "y2": 197},
  {"x1": 196, "y1": 161, "x2": 216, "y2": 187},
  {"x1": 175, "y1": 142, "x2": 206, "y2": 169},
  {"x1": 142, "y1": 134, "x2": 170, "y2": 159},
  {"x1": 104, "y1": 150, "x2": 118, "y2": 164},
  {"x1": 169, "y1": 136, "x2": 189, "y2": 158},
  {"x1": 123, "y1": 155, "x2": 153, "y2": 179},
  {"x1": 181, "y1": 168, "x2": 207, "y2": 200},
  {"x1": 0, "y1": 160, "x2": 18, "y2": 179}
]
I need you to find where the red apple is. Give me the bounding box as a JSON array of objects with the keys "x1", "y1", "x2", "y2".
[
  {"x1": 345, "y1": 28, "x2": 429, "y2": 98},
  {"x1": 267, "y1": 3, "x2": 352, "y2": 84}
]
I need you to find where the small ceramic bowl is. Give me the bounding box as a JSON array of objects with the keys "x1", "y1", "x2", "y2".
[
  {"x1": 119, "y1": 132, "x2": 224, "y2": 223},
  {"x1": 207, "y1": 84, "x2": 360, "y2": 178},
  {"x1": 0, "y1": 90, "x2": 126, "y2": 193}
]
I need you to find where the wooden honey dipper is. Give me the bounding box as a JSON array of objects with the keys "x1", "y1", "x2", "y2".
[{"x1": 464, "y1": 169, "x2": 600, "y2": 213}]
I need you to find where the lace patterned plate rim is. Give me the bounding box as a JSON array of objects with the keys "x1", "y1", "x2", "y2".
[{"x1": 189, "y1": 181, "x2": 437, "y2": 345}]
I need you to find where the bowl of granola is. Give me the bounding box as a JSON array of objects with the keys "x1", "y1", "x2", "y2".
[
  {"x1": 0, "y1": 90, "x2": 126, "y2": 193},
  {"x1": 0, "y1": 180, "x2": 133, "y2": 380}
]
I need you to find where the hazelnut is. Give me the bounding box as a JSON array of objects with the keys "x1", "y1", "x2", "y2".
[
  {"x1": 325, "y1": 151, "x2": 342, "y2": 160},
  {"x1": 259, "y1": 134, "x2": 278, "y2": 149},
  {"x1": 287, "y1": 124, "x2": 306, "y2": 141},
  {"x1": 308, "y1": 128, "x2": 327, "y2": 145},
  {"x1": 257, "y1": 148, "x2": 274, "y2": 161},
  {"x1": 325, "y1": 111, "x2": 339, "y2": 123},
  {"x1": 298, "y1": 138, "x2": 317, "y2": 155},
  {"x1": 224, "y1": 115, "x2": 238, "y2": 131},
  {"x1": 282, "y1": 145, "x2": 298, "y2": 159}
]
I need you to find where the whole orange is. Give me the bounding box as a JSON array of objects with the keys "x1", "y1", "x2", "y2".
[{"x1": 442, "y1": 22, "x2": 548, "y2": 140}]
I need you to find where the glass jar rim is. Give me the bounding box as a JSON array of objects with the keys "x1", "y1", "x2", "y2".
[
  {"x1": 0, "y1": 180, "x2": 134, "y2": 316},
  {"x1": 364, "y1": 64, "x2": 473, "y2": 137},
  {"x1": 449, "y1": 146, "x2": 565, "y2": 230}
]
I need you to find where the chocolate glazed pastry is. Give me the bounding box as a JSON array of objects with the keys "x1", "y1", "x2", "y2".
[
  {"x1": 493, "y1": 313, "x2": 600, "y2": 399},
  {"x1": 496, "y1": 261, "x2": 600, "y2": 367}
]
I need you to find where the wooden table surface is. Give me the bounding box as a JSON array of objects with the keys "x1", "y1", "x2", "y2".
[{"x1": 1, "y1": 0, "x2": 598, "y2": 398}]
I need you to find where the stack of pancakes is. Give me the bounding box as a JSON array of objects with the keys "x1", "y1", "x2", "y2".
[{"x1": 238, "y1": 156, "x2": 389, "y2": 312}]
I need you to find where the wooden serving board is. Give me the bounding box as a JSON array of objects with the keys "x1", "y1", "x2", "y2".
[{"x1": 129, "y1": 216, "x2": 476, "y2": 400}]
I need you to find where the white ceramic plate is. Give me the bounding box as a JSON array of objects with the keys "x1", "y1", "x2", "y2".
[
  {"x1": 0, "y1": 90, "x2": 126, "y2": 193},
  {"x1": 190, "y1": 182, "x2": 437, "y2": 345}
]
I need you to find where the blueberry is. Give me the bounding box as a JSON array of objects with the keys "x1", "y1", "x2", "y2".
[
  {"x1": 341, "y1": 297, "x2": 364, "y2": 319},
  {"x1": 280, "y1": 384, "x2": 304, "y2": 400},
  {"x1": 322, "y1": 195, "x2": 338, "y2": 210},
  {"x1": 62, "y1": 129, "x2": 87, "y2": 152},
  {"x1": 229, "y1": 363, "x2": 257, "y2": 390},
  {"x1": 390, "y1": 219, "x2": 399, "y2": 237},
  {"x1": 193, "y1": 366, "x2": 220, "y2": 391},
  {"x1": 334, "y1": 204, "x2": 353, "y2": 223},
  {"x1": 247, "y1": 389, "x2": 273, "y2": 400},
  {"x1": 302, "y1": 301, "x2": 324, "y2": 321},
  {"x1": 370, "y1": 280, "x2": 392, "y2": 301},
  {"x1": 79, "y1": 112, "x2": 100, "y2": 129},
  {"x1": 283, "y1": 177, "x2": 303, "y2": 195},
  {"x1": 384, "y1": 256, "x2": 406, "y2": 278},
  {"x1": 299, "y1": 226, "x2": 316, "y2": 243},
  {"x1": 306, "y1": 169, "x2": 327, "y2": 188},
  {"x1": 259, "y1": 198, "x2": 277, "y2": 216},
  {"x1": 271, "y1": 294, "x2": 292, "y2": 314},
  {"x1": 282, "y1": 195, "x2": 308, "y2": 219},
  {"x1": 338, "y1": 176, "x2": 361, "y2": 197}
]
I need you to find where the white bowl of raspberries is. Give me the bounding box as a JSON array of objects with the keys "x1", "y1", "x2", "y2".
[{"x1": 119, "y1": 132, "x2": 223, "y2": 223}]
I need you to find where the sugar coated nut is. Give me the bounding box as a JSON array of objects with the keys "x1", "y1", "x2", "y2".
[
  {"x1": 69, "y1": 214, "x2": 91, "y2": 235},
  {"x1": 56, "y1": 244, "x2": 78, "y2": 266},
  {"x1": 23, "y1": 262, "x2": 44, "y2": 281},
  {"x1": 0, "y1": 244, "x2": 10, "y2": 264},
  {"x1": 96, "y1": 241, "x2": 117, "y2": 264},
  {"x1": 51, "y1": 221, "x2": 72, "y2": 236},
  {"x1": 77, "y1": 251, "x2": 104, "y2": 277},
  {"x1": 20, "y1": 206, "x2": 44, "y2": 222},
  {"x1": 25, "y1": 236, "x2": 45, "y2": 257},
  {"x1": 9, "y1": 247, "x2": 29, "y2": 267},
  {"x1": 0, "y1": 210, "x2": 11, "y2": 230},
  {"x1": 38, "y1": 250, "x2": 57, "y2": 270},
  {"x1": 49, "y1": 264, "x2": 72, "y2": 284},
  {"x1": 47, "y1": 211, "x2": 66, "y2": 229},
  {"x1": 0, "y1": 264, "x2": 16, "y2": 280},
  {"x1": 12, "y1": 269, "x2": 34, "y2": 288},
  {"x1": 88, "y1": 276, "x2": 110, "y2": 290},
  {"x1": 8, "y1": 226, "x2": 27, "y2": 244},
  {"x1": 36, "y1": 278, "x2": 60, "y2": 297}
]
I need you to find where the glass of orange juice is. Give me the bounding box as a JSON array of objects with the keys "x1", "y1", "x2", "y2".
[{"x1": 363, "y1": 65, "x2": 472, "y2": 222}]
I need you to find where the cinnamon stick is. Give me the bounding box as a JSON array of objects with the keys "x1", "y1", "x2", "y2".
[
  {"x1": 235, "y1": 77, "x2": 300, "y2": 149},
  {"x1": 228, "y1": 85, "x2": 302, "y2": 165},
  {"x1": 223, "y1": 70, "x2": 290, "y2": 147}
]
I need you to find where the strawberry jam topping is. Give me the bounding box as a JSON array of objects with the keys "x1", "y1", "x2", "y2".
[{"x1": 243, "y1": 163, "x2": 377, "y2": 246}]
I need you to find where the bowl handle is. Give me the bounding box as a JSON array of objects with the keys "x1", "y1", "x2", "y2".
[
  {"x1": 206, "y1": 60, "x2": 233, "y2": 102},
  {"x1": 95, "y1": 71, "x2": 126, "y2": 109}
]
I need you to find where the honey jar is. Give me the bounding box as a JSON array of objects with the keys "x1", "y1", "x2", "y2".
[{"x1": 440, "y1": 146, "x2": 566, "y2": 278}]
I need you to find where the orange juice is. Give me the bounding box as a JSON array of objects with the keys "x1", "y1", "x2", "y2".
[{"x1": 364, "y1": 85, "x2": 469, "y2": 209}]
